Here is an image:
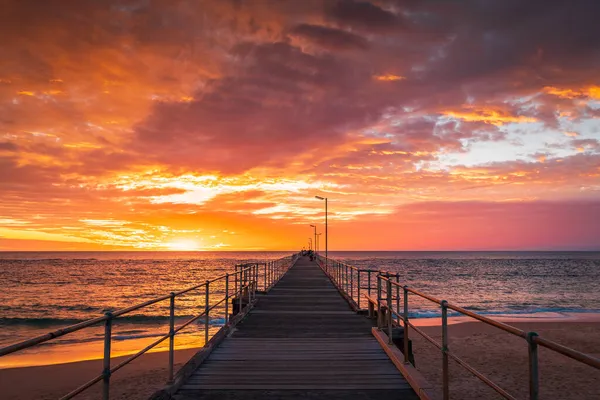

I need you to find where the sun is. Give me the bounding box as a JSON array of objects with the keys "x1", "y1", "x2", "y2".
[{"x1": 166, "y1": 238, "x2": 201, "y2": 251}]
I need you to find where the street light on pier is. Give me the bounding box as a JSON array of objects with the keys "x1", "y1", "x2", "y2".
[
  {"x1": 316, "y1": 232, "x2": 322, "y2": 254},
  {"x1": 314, "y1": 196, "x2": 327, "y2": 267},
  {"x1": 309, "y1": 224, "x2": 317, "y2": 254}
]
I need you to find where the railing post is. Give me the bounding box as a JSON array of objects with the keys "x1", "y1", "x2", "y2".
[
  {"x1": 234, "y1": 266, "x2": 238, "y2": 303},
  {"x1": 238, "y1": 270, "x2": 243, "y2": 316},
  {"x1": 367, "y1": 270, "x2": 371, "y2": 296},
  {"x1": 376, "y1": 275, "x2": 382, "y2": 329},
  {"x1": 168, "y1": 292, "x2": 175, "y2": 383},
  {"x1": 225, "y1": 274, "x2": 229, "y2": 324},
  {"x1": 357, "y1": 270, "x2": 361, "y2": 310},
  {"x1": 350, "y1": 268, "x2": 354, "y2": 303},
  {"x1": 102, "y1": 311, "x2": 113, "y2": 400},
  {"x1": 527, "y1": 332, "x2": 539, "y2": 400},
  {"x1": 403, "y1": 286, "x2": 409, "y2": 364},
  {"x1": 264, "y1": 263, "x2": 268, "y2": 291},
  {"x1": 345, "y1": 265, "x2": 349, "y2": 294},
  {"x1": 441, "y1": 300, "x2": 449, "y2": 400},
  {"x1": 387, "y1": 279, "x2": 393, "y2": 344},
  {"x1": 204, "y1": 280, "x2": 209, "y2": 345},
  {"x1": 395, "y1": 274, "x2": 400, "y2": 326}
]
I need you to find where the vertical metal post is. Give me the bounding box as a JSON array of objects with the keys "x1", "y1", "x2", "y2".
[
  {"x1": 204, "y1": 280, "x2": 209, "y2": 345},
  {"x1": 395, "y1": 275, "x2": 400, "y2": 325},
  {"x1": 264, "y1": 263, "x2": 267, "y2": 291},
  {"x1": 238, "y1": 270, "x2": 243, "y2": 316},
  {"x1": 357, "y1": 270, "x2": 361, "y2": 309},
  {"x1": 249, "y1": 266, "x2": 253, "y2": 303},
  {"x1": 387, "y1": 279, "x2": 393, "y2": 344},
  {"x1": 102, "y1": 311, "x2": 113, "y2": 400},
  {"x1": 234, "y1": 266, "x2": 238, "y2": 302},
  {"x1": 528, "y1": 332, "x2": 539, "y2": 400},
  {"x1": 350, "y1": 268, "x2": 354, "y2": 303},
  {"x1": 376, "y1": 275, "x2": 382, "y2": 329},
  {"x1": 441, "y1": 300, "x2": 449, "y2": 400},
  {"x1": 345, "y1": 265, "x2": 349, "y2": 294},
  {"x1": 403, "y1": 286, "x2": 409, "y2": 364},
  {"x1": 168, "y1": 293, "x2": 175, "y2": 383},
  {"x1": 368, "y1": 270, "x2": 371, "y2": 296},
  {"x1": 225, "y1": 274, "x2": 229, "y2": 324},
  {"x1": 324, "y1": 198, "x2": 327, "y2": 270}
]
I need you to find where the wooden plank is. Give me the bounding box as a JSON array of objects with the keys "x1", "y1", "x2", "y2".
[{"x1": 180, "y1": 384, "x2": 412, "y2": 390}]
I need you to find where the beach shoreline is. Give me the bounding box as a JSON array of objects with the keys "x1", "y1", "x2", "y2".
[{"x1": 1, "y1": 318, "x2": 599, "y2": 400}]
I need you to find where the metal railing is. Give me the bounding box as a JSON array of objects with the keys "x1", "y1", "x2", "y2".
[
  {"x1": 318, "y1": 255, "x2": 600, "y2": 400},
  {"x1": 0, "y1": 254, "x2": 297, "y2": 400}
]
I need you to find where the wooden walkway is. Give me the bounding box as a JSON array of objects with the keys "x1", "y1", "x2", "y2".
[{"x1": 174, "y1": 256, "x2": 418, "y2": 400}]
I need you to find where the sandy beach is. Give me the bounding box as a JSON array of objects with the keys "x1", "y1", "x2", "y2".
[
  {"x1": 0, "y1": 348, "x2": 200, "y2": 400},
  {"x1": 416, "y1": 319, "x2": 600, "y2": 400},
  {"x1": 1, "y1": 319, "x2": 599, "y2": 400}
]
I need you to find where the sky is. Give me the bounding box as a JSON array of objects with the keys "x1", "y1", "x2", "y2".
[{"x1": 1, "y1": 0, "x2": 599, "y2": 251}]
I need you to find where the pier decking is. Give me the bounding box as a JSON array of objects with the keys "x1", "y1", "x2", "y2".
[{"x1": 174, "y1": 256, "x2": 418, "y2": 400}]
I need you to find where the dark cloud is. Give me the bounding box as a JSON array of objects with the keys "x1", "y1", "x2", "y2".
[
  {"x1": 0, "y1": 142, "x2": 18, "y2": 151},
  {"x1": 290, "y1": 24, "x2": 369, "y2": 51},
  {"x1": 133, "y1": 40, "x2": 388, "y2": 173},
  {"x1": 326, "y1": 1, "x2": 404, "y2": 32},
  {"x1": 571, "y1": 138, "x2": 600, "y2": 151}
]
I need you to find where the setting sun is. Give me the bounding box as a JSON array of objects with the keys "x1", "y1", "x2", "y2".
[{"x1": 165, "y1": 239, "x2": 201, "y2": 251}]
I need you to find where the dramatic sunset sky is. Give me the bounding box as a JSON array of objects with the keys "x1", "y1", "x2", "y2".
[{"x1": 1, "y1": 0, "x2": 599, "y2": 251}]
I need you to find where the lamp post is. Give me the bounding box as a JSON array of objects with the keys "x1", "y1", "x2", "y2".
[
  {"x1": 315, "y1": 196, "x2": 327, "y2": 267},
  {"x1": 310, "y1": 225, "x2": 317, "y2": 254},
  {"x1": 308, "y1": 237, "x2": 312, "y2": 251},
  {"x1": 316, "y1": 232, "x2": 322, "y2": 254}
]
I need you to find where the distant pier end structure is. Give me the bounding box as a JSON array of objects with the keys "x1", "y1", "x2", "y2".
[{"x1": 1, "y1": 254, "x2": 599, "y2": 400}]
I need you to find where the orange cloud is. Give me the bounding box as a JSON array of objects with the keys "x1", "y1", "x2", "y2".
[
  {"x1": 1, "y1": 0, "x2": 600, "y2": 251},
  {"x1": 443, "y1": 108, "x2": 537, "y2": 126},
  {"x1": 374, "y1": 74, "x2": 406, "y2": 81},
  {"x1": 543, "y1": 85, "x2": 600, "y2": 99}
]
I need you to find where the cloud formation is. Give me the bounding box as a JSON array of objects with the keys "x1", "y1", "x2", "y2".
[{"x1": 0, "y1": 0, "x2": 599, "y2": 250}]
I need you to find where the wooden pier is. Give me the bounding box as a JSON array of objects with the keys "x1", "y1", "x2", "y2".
[
  {"x1": 2, "y1": 253, "x2": 599, "y2": 400},
  {"x1": 171, "y1": 256, "x2": 418, "y2": 399}
]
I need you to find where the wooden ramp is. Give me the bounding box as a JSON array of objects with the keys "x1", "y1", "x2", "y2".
[{"x1": 174, "y1": 256, "x2": 418, "y2": 400}]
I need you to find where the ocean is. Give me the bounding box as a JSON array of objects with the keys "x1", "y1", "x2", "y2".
[{"x1": 1, "y1": 251, "x2": 599, "y2": 368}]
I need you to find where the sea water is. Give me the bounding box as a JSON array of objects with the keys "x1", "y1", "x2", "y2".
[{"x1": 1, "y1": 251, "x2": 599, "y2": 367}]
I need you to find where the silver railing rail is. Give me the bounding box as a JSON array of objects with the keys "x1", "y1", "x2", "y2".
[
  {"x1": 0, "y1": 254, "x2": 298, "y2": 400},
  {"x1": 317, "y1": 255, "x2": 600, "y2": 400}
]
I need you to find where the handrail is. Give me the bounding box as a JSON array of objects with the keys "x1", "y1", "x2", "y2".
[
  {"x1": 0, "y1": 253, "x2": 299, "y2": 400},
  {"x1": 317, "y1": 254, "x2": 600, "y2": 400}
]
